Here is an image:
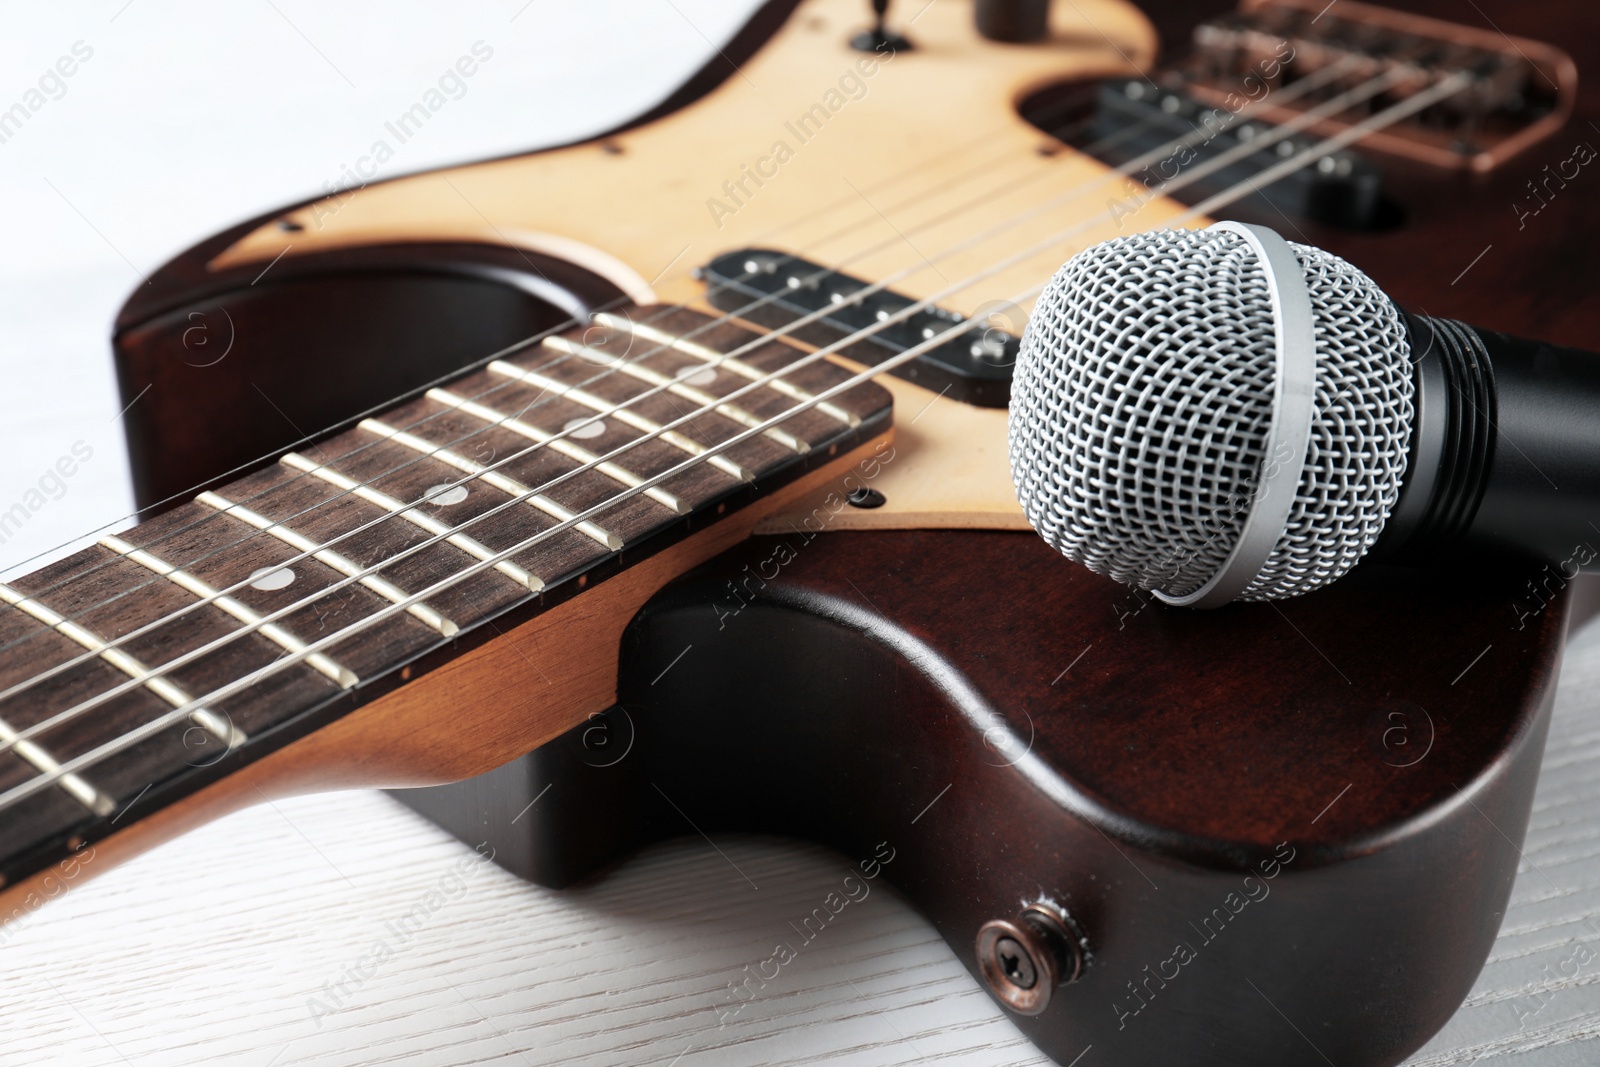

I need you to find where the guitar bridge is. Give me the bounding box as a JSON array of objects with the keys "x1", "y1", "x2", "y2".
[{"x1": 1186, "y1": 0, "x2": 1577, "y2": 172}]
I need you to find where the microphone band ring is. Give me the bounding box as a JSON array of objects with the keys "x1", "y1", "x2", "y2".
[{"x1": 1155, "y1": 222, "x2": 1318, "y2": 609}]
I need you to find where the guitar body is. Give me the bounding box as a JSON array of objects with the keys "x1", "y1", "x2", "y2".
[
  {"x1": 35, "y1": 0, "x2": 1592, "y2": 1063},
  {"x1": 404, "y1": 532, "x2": 1562, "y2": 1066}
]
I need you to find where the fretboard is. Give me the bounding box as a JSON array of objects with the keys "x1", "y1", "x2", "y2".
[{"x1": 0, "y1": 306, "x2": 892, "y2": 885}]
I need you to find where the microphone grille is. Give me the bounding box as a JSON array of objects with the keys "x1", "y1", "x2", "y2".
[{"x1": 1008, "y1": 226, "x2": 1415, "y2": 602}]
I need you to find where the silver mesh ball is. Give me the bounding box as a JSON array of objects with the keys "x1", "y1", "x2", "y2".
[{"x1": 1008, "y1": 226, "x2": 1415, "y2": 602}]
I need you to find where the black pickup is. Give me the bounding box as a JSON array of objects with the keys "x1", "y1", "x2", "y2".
[{"x1": 698, "y1": 249, "x2": 1016, "y2": 408}]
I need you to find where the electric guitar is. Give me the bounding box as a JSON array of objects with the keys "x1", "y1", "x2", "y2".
[{"x1": 4, "y1": 1, "x2": 1595, "y2": 1064}]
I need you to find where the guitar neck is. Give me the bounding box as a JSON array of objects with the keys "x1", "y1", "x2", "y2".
[{"x1": 0, "y1": 306, "x2": 893, "y2": 899}]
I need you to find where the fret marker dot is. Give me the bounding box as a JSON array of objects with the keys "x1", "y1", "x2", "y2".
[
  {"x1": 678, "y1": 366, "x2": 717, "y2": 387},
  {"x1": 424, "y1": 484, "x2": 469, "y2": 506},
  {"x1": 249, "y1": 567, "x2": 294, "y2": 591},
  {"x1": 565, "y1": 417, "x2": 606, "y2": 439}
]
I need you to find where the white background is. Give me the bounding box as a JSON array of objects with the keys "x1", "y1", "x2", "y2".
[
  {"x1": 0, "y1": 0, "x2": 767, "y2": 577},
  {"x1": 2, "y1": 2, "x2": 1599, "y2": 1065}
]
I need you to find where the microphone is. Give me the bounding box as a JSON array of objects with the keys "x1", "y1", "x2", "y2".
[{"x1": 1008, "y1": 221, "x2": 1600, "y2": 607}]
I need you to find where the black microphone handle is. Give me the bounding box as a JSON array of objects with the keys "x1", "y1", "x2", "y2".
[{"x1": 1378, "y1": 313, "x2": 1600, "y2": 573}]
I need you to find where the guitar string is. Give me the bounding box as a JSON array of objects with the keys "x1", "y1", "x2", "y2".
[
  {"x1": 0, "y1": 58, "x2": 1365, "y2": 691},
  {"x1": 0, "y1": 95, "x2": 1187, "y2": 660},
  {"x1": 0, "y1": 70, "x2": 1473, "y2": 810}
]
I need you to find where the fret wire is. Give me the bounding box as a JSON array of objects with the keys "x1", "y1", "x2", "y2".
[
  {"x1": 0, "y1": 711, "x2": 113, "y2": 816},
  {"x1": 197, "y1": 492, "x2": 460, "y2": 638},
  {"x1": 427, "y1": 388, "x2": 690, "y2": 515},
  {"x1": 543, "y1": 336, "x2": 810, "y2": 454},
  {"x1": 0, "y1": 602, "x2": 117, "y2": 815},
  {"x1": 280, "y1": 453, "x2": 544, "y2": 593},
  {"x1": 599, "y1": 314, "x2": 861, "y2": 429},
  {"x1": 0, "y1": 582, "x2": 243, "y2": 753},
  {"x1": 0, "y1": 69, "x2": 1462, "y2": 812},
  {"x1": 97, "y1": 535, "x2": 359, "y2": 690},
  {"x1": 357, "y1": 419, "x2": 624, "y2": 551},
  {"x1": 487, "y1": 361, "x2": 754, "y2": 483}
]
